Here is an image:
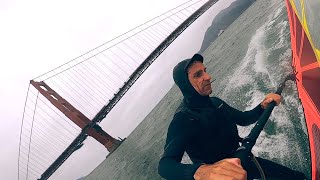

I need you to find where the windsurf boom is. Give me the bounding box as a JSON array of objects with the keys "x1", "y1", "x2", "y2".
[{"x1": 285, "y1": 0, "x2": 320, "y2": 179}]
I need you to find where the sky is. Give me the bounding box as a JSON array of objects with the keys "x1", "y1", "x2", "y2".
[{"x1": 0, "y1": 0, "x2": 236, "y2": 179}]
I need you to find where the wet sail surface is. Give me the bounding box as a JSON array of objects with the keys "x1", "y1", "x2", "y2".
[{"x1": 85, "y1": 0, "x2": 310, "y2": 179}]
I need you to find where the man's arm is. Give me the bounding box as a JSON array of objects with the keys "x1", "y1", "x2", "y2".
[
  {"x1": 227, "y1": 102, "x2": 264, "y2": 126},
  {"x1": 158, "y1": 113, "x2": 202, "y2": 179},
  {"x1": 214, "y1": 93, "x2": 281, "y2": 126}
]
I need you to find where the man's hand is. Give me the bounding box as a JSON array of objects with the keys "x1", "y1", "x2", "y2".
[
  {"x1": 260, "y1": 93, "x2": 282, "y2": 109},
  {"x1": 194, "y1": 158, "x2": 247, "y2": 180}
]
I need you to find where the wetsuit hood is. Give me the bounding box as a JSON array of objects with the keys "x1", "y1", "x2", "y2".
[{"x1": 173, "y1": 54, "x2": 211, "y2": 108}]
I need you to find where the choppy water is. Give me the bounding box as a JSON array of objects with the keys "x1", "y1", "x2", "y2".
[
  {"x1": 203, "y1": 0, "x2": 310, "y2": 177},
  {"x1": 85, "y1": 0, "x2": 310, "y2": 179}
]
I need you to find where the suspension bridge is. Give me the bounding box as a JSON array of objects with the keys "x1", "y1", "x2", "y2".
[{"x1": 18, "y1": 0, "x2": 221, "y2": 179}]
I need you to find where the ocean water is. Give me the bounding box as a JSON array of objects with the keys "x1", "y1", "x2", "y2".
[
  {"x1": 203, "y1": 0, "x2": 310, "y2": 177},
  {"x1": 85, "y1": 0, "x2": 310, "y2": 179}
]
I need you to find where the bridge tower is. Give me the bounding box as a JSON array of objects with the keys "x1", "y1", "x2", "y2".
[{"x1": 30, "y1": 80, "x2": 121, "y2": 152}]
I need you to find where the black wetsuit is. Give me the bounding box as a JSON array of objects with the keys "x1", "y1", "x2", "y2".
[
  {"x1": 158, "y1": 54, "x2": 306, "y2": 180},
  {"x1": 158, "y1": 96, "x2": 265, "y2": 179}
]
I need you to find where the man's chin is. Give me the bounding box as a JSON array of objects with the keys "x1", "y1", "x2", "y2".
[
  {"x1": 202, "y1": 89, "x2": 212, "y2": 96},
  {"x1": 204, "y1": 86, "x2": 212, "y2": 92}
]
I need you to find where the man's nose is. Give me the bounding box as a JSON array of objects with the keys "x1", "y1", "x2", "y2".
[{"x1": 204, "y1": 72, "x2": 211, "y2": 81}]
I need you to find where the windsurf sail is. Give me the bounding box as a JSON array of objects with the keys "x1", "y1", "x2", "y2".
[{"x1": 285, "y1": 0, "x2": 320, "y2": 179}]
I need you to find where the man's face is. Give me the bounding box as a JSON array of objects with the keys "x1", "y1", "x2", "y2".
[{"x1": 187, "y1": 62, "x2": 212, "y2": 96}]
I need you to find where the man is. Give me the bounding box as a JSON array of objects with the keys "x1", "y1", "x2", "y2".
[{"x1": 158, "y1": 54, "x2": 306, "y2": 179}]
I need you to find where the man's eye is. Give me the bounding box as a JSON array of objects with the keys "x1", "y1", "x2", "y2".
[{"x1": 194, "y1": 72, "x2": 202, "y2": 78}]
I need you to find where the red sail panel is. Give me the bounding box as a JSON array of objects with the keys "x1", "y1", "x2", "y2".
[{"x1": 285, "y1": 0, "x2": 320, "y2": 179}]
